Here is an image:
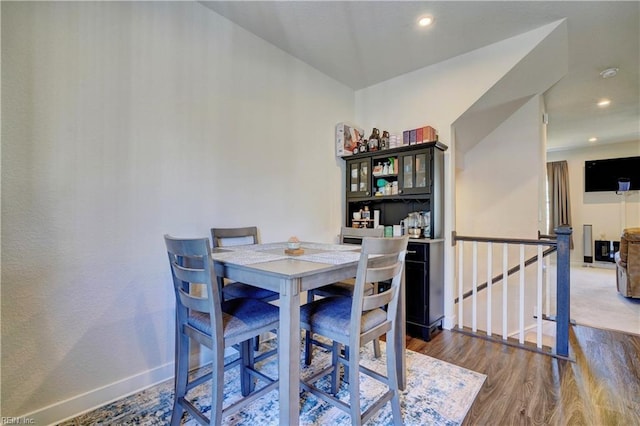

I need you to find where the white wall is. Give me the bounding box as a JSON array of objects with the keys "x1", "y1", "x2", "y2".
[
  {"x1": 547, "y1": 140, "x2": 640, "y2": 264},
  {"x1": 457, "y1": 96, "x2": 545, "y2": 237},
  {"x1": 1, "y1": 2, "x2": 352, "y2": 420}
]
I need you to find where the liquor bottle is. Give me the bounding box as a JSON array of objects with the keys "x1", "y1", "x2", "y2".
[
  {"x1": 368, "y1": 128, "x2": 380, "y2": 151},
  {"x1": 358, "y1": 139, "x2": 368, "y2": 153},
  {"x1": 380, "y1": 130, "x2": 389, "y2": 150}
]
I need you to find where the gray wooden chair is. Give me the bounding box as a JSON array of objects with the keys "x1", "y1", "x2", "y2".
[
  {"x1": 211, "y1": 226, "x2": 279, "y2": 301},
  {"x1": 300, "y1": 236, "x2": 408, "y2": 426},
  {"x1": 164, "y1": 235, "x2": 279, "y2": 425},
  {"x1": 211, "y1": 226, "x2": 279, "y2": 351},
  {"x1": 304, "y1": 226, "x2": 384, "y2": 365}
]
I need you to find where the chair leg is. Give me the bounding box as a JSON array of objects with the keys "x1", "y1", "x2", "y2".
[
  {"x1": 240, "y1": 339, "x2": 255, "y2": 396},
  {"x1": 385, "y1": 330, "x2": 402, "y2": 424},
  {"x1": 211, "y1": 345, "x2": 225, "y2": 426},
  {"x1": 343, "y1": 345, "x2": 350, "y2": 384},
  {"x1": 330, "y1": 341, "x2": 341, "y2": 394},
  {"x1": 304, "y1": 330, "x2": 314, "y2": 365},
  {"x1": 171, "y1": 330, "x2": 189, "y2": 426},
  {"x1": 253, "y1": 335, "x2": 260, "y2": 352},
  {"x1": 348, "y1": 345, "x2": 363, "y2": 426},
  {"x1": 304, "y1": 290, "x2": 316, "y2": 365},
  {"x1": 373, "y1": 338, "x2": 381, "y2": 358}
]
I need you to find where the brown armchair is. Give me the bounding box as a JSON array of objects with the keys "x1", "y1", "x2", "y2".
[{"x1": 615, "y1": 227, "x2": 640, "y2": 298}]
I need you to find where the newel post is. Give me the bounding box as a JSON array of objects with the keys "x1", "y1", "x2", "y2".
[{"x1": 554, "y1": 226, "x2": 572, "y2": 357}]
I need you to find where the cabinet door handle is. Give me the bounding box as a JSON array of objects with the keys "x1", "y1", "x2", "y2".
[{"x1": 408, "y1": 250, "x2": 417, "y2": 254}]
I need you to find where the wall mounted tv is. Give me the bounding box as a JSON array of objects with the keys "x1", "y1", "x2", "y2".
[{"x1": 584, "y1": 156, "x2": 640, "y2": 192}]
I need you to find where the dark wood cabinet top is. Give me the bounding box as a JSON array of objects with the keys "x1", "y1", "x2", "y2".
[{"x1": 342, "y1": 141, "x2": 448, "y2": 162}]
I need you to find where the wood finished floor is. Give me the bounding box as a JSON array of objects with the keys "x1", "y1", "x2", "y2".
[{"x1": 406, "y1": 325, "x2": 640, "y2": 426}]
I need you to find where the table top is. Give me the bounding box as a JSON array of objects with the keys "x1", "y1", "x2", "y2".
[{"x1": 211, "y1": 241, "x2": 363, "y2": 278}]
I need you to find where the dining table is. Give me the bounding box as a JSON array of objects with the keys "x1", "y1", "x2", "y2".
[{"x1": 211, "y1": 241, "x2": 407, "y2": 426}]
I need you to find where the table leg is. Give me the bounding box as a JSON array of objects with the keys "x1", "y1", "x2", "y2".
[{"x1": 279, "y1": 278, "x2": 300, "y2": 425}]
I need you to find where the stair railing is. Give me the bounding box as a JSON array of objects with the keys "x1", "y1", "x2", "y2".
[{"x1": 452, "y1": 226, "x2": 572, "y2": 358}]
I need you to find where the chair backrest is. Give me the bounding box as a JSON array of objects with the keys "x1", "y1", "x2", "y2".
[
  {"x1": 164, "y1": 235, "x2": 222, "y2": 338},
  {"x1": 211, "y1": 226, "x2": 259, "y2": 248},
  {"x1": 340, "y1": 226, "x2": 384, "y2": 244},
  {"x1": 350, "y1": 236, "x2": 409, "y2": 342}
]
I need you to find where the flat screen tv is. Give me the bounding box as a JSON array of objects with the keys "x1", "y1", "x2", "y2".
[{"x1": 584, "y1": 156, "x2": 640, "y2": 192}]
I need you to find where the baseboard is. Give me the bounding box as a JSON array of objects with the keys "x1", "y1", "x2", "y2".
[
  {"x1": 22, "y1": 362, "x2": 176, "y2": 426},
  {"x1": 443, "y1": 314, "x2": 456, "y2": 330},
  {"x1": 569, "y1": 260, "x2": 616, "y2": 270},
  {"x1": 23, "y1": 342, "x2": 267, "y2": 425}
]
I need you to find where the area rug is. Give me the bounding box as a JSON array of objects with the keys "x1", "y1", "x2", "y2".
[
  {"x1": 549, "y1": 265, "x2": 640, "y2": 335},
  {"x1": 58, "y1": 338, "x2": 485, "y2": 425}
]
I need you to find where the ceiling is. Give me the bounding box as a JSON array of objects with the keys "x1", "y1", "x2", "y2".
[{"x1": 200, "y1": 1, "x2": 639, "y2": 152}]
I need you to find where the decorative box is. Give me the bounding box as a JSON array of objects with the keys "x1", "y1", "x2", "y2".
[
  {"x1": 403, "y1": 131, "x2": 410, "y2": 145},
  {"x1": 423, "y1": 126, "x2": 437, "y2": 142},
  {"x1": 335, "y1": 122, "x2": 364, "y2": 157}
]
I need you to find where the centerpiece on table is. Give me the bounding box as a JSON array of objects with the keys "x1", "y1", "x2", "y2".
[{"x1": 285, "y1": 236, "x2": 304, "y2": 255}]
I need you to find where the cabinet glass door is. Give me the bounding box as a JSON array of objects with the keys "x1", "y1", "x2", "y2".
[
  {"x1": 415, "y1": 153, "x2": 427, "y2": 190},
  {"x1": 400, "y1": 149, "x2": 431, "y2": 195},
  {"x1": 348, "y1": 160, "x2": 370, "y2": 197},
  {"x1": 402, "y1": 155, "x2": 413, "y2": 189}
]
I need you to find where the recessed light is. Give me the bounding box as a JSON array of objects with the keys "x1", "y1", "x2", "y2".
[
  {"x1": 588, "y1": 137, "x2": 598, "y2": 142},
  {"x1": 600, "y1": 67, "x2": 619, "y2": 79},
  {"x1": 597, "y1": 99, "x2": 611, "y2": 107},
  {"x1": 418, "y1": 15, "x2": 434, "y2": 27}
]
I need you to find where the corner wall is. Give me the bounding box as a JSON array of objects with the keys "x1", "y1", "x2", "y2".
[{"x1": 355, "y1": 21, "x2": 565, "y2": 329}]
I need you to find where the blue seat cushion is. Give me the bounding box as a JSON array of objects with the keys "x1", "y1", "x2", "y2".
[
  {"x1": 300, "y1": 296, "x2": 387, "y2": 337},
  {"x1": 223, "y1": 282, "x2": 279, "y2": 300},
  {"x1": 312, "y1": 280, "x2": 374, "y2": 298},
  {"x1": 188, "y1": 298, "x2": 278, "y2": 340}
]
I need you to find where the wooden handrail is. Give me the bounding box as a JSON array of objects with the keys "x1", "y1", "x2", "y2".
[
  {"x1": 452, "y1": 231, "x2": 558, "y2": 247},
  {"x1": 537, "y1": 230, "x2": 557, "y2": 240}
]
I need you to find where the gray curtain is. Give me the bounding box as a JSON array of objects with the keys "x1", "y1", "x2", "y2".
[{"x1": 547, "y1": 160, "x2": 573, "y2": 248}]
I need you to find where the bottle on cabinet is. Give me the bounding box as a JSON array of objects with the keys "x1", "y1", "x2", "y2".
[
  {"x1": 380, "y1": 130, "x2": 390, "y2": 150},
  {"x1": 368, "y1": 128, "x2": 380, "y2": 151},
  {"x1": 358, "y1": 139, "x2": 368, "y2": 153}
]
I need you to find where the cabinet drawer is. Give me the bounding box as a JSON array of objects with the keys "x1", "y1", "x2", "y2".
[{"x1": 406, "y1": 243, "x2": 427, "y2": 262}]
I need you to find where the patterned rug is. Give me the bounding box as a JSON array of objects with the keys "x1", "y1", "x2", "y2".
[{"x1": 59, "y1": 338, "x2": 485, "y2": 425}]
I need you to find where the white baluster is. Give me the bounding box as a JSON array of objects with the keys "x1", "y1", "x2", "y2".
[
  {"x1": 545, "y1": 252, "x2": 551, "y2": 317},
  {"x1": 502, "y1": 243, "x2": 508, "y2": 340},
  {"x1": 536, "y1": 245, "x2": 543, "y2": 348},
  {"x1": 486, "y1": 242, "x2": 493, "y2": 336},
  {"x1": 472, "y1": 241, "x2": 478, "y2": 332},
  {"x1": 519, "y1": 244, "x2": 525, "y2": 344},
  {"x1": 458, "y1": 241, "x2": 464, "y2": 329}
]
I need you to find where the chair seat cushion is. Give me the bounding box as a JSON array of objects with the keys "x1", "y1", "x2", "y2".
[
  {"x1": 223, "y1": 282, "x2": 279, "y2": 300},
  {"x1": 188, "y1": 298, "x2": 279, "y2": 339},
  {"x1": 301, "y1": 296, "x2": 386, "y2": 337},
  {"x1": 313, "y1": 280, "x2": 374, "y2": 298}
]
